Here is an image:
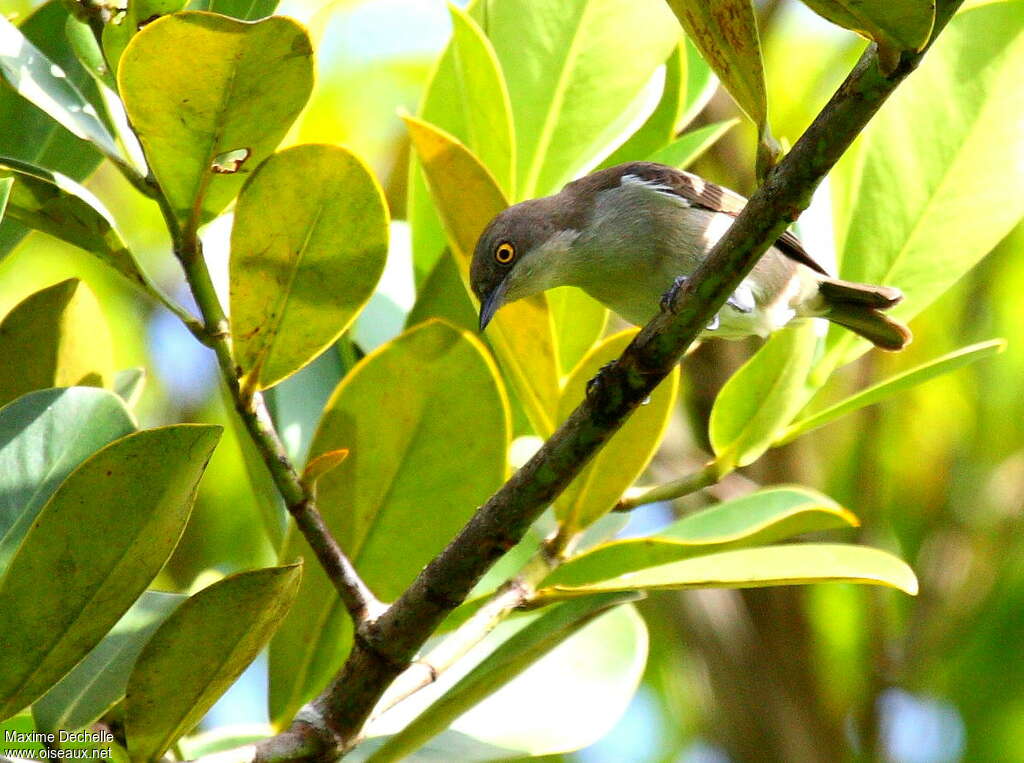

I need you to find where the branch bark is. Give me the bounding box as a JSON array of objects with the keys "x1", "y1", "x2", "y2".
[{"x1": 259, "y1": 3, "x2": 963, "y2": 758}]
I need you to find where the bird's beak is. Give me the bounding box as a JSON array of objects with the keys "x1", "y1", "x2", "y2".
[{"x1": 478, "y1": 280, "x2": 508, "y2": 332}]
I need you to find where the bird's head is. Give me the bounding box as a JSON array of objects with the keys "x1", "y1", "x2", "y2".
[{"x1": 470, "y1": 197, "x2": 581, "y2": 331}]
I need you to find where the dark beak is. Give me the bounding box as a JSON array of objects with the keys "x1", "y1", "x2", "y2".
[{"x1": 478, "y1": 280, "x2": 508, "y2": 332}]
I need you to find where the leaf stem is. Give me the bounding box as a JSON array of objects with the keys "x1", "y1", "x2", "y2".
[{"x1": 614, "y1": 459, "x2": 725, "y2": 512}]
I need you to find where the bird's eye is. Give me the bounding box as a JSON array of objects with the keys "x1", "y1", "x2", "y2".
[{"x1": 495, "y1": 242, "x2": 515, "y2": 264}]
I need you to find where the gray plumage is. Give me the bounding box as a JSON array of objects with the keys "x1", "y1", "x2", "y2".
[{"x1": 470, "y1": 161, "x2": 911, "y2": 350}]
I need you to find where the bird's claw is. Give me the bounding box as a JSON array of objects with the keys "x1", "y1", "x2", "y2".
[
  {"x1": 586, "y1": 361, "x2": 615, "y2": 398},
  {"x1": 705, "y1": 314, "x2": 720, "y2": 331},
  {"x1": 660, "y1": 275, "x2": 688, "y2": 313},
  {"x1": 727, "y1": 287, "x2": 755, "y2": 314}
]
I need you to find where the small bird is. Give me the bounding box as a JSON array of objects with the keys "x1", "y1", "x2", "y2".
[{"x1": 470, "y1": 161, "x2": 911, "y2": 350}]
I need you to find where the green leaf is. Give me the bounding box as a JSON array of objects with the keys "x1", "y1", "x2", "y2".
[
  {"x1": 784, "y1": 339, "x2": 1005, "y2": 444},
  {"x1": 646, "y1": 119, "x2": 739, "y2": 169},
  {"x1": 32, "y1": 591, "x2": 185, "y2": 734},
  {"x1": 65, "y1": 16, "x2": 116, "y2": 91},
  {"x1": 824, "y1": 2, "x2": 1024, "y2": 370},
  {"x1": 354, "y1": 731, "x2": 525, "y2": 763},
  {"x1": 709, "y1": 321, "x2": 817, "y2": 469},
  {"x1": 118, "y1": 12, "x2": 314, "y2": 228},
  {"x1": 444, "y1": 2, "x2": 515, "y2": 195},
  {"x1": 481, "y1": 0, "x2": 679, "y2": 197},
  {"x1": 599, "y1": 42, "x2": 686, "y2": 168},
  {"x1": 0, "y1": 176, "x2": 11, "y2": 223},
  {"x1": 405, "y1": 250, "x2": 479, "y2": 334},
  {"x1": 663, "y1": 0, "x2": 778, "y2": 171},
  {"x1": 230, "y1": 144, "x2": 389, "y2": 388},
  {"x1": 113, "y1": 367, "x2": 147, "y2": 408},
  {"x1": 0, "y1": 1, "x2": 105, "y2": 259},
  {"x1": 545, "y1": 486, "x2": 859, "y2": 587},
  {"x1": 799, "y1": 0, "x2": 935, "y2": 70},
  {"x1": 367, "y1": 593, "x2": 641, "y2": 762},
  {"x1": 125, "y1": 565, "x2": 301, "y2": 761},
  {"x1": 0, "y1": 12, "x2": 121, "y2": 160},
  {"x1": 556, "y1": 330, "x2": 679, "y2": 530},
  {"x1": 0, "y1": 158, "x2": 151, "y2": 290},
  {"x1": 678, "y1": 35, "x2": 718, "y2": 131},
  {"x1": 0, "y1": 279, "x2": 114, "y2": 409},
  {"x1": 538, "y1": 544, "x2": 918, "y2": 599},
  {"x1": 102, "y1": 0, "x2": 187, "y2": 74},
  {"x1": 0, "y1": 424, "x2": 221, "y2": 720},
  {"x1": 0, "y1": 387, "x2": 135, "y2": 574},
  {"x1": 547, "y1": 287, "x2": 608, "y2": 377},
  {"x1": 269, "y1": 321, "x2": 509, "y2": 726},
  {"x1": 405, "y1": 116, "x2": 560, "y2": 436}
]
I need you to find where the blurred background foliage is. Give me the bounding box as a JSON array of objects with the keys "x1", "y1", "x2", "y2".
[{"x1": 0, "y1": 0, "x2": 1022, "y2": 760}]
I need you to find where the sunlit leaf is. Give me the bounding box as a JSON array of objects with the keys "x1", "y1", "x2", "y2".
[
  {"x1": 0, "y1": 158, "x2": 151, "y2": 290},
  {"x1": 405, "y1": 116, "x2": 560, "y2": 436},
  {"x1": 102, "y1": 0, "x2": 187, "y2": 74},
  {"x1": 556, "y1": 330, "x2": 679, "y2": 531},
  {"x1": 113, "y1": 367, "x2": 146, "y2": 408},
  {"x1": 0, "y1": 12, "x2": 120, "y2": 160},
  {"x1": 0, "y1": 425, "x2": 221, "y2": 720},
  {"x1": 405, "y1": 251, "x2": 478, "y2": 334},
  {"x1": 125, "y1": 565, "x2": 301, "y2": 761},
  {"x1": 0, "y1": 177, "x2": 10, "y2": 222},
  {"x1": 545, "y1": 486, "x2": 859, "y2": 587},
  {"x1": 600, "y1": 42, "x2": 686, "y2": 168},
  {"x1": 32, "y1": 591, "x2": 185, "y2": 734},
  {"x1": 65, "y1": 16, "x2": 116, "y2": 90},
  {"x1": 538, "y1": 544, "x2": 918, "y2": 599},
  {"x1": 230, "y1": 144, "x2": 389, "y2": 388},
  {"x1": 824, "y1": 2, "x2": 1024, "y2": 370},
  {"x1": 800, "y1": 0, "x2": 935, "y2": 70},
  {"x1": 269, "y1": 321, "x2": 509, "y2": 726},
  {"x1": 663, "y1": 0, "x2": 778, "y2": 170},
  {"x1": 367, "y1": 593, "x2": 640, "y2": 762},
  {"x1": 646, "y1": 119, "x2": 738, "y2": 168},
  {"x1": 479, "y1": 0, "x2": 679, "y2": 197},
  {"x1": 0, "y1": 387, "x2": 135, "y2": 574},
  {"x1": 709, "y1": 321, "x2": 817, "y2": 469},
  {"x1": 784, "y1": 339, "x2": 1005, "y2": 444},
  {"x1": 0, "y1": 279, "x2": 114, "y2": 408},
  {"x1": 119, "y1": 12, "x2": 313, "y2": 228},
  {"x1": 678, "y1": 35, "x2": 718, "y2": 130}
]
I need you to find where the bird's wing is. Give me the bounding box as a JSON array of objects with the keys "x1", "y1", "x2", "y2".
[{"x1": 580, "y1": 162, "x2": 830, "y2": 276}]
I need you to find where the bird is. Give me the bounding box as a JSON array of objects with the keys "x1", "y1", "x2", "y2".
[{"x1": 470, "y1": 161, "x2": 911, "y2": 351}]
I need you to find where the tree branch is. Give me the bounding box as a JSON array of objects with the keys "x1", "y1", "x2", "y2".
[
  {"x1": 258, "y1": 3, "x2": 963, "y2": 758},
  {"x1": 150, "y1": 191, "x2": 384, "y2": 626}
]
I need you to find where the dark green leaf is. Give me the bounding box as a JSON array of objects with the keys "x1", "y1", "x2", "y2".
[
  {"x1": 0, "y1": 425, "x2": 221, "y2": 720},
  {"x1": 125, "y1": 565, "x2": 301, "y2": 761}
]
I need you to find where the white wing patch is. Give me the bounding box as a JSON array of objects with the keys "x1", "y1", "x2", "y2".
[{"x1": 620, "y1": 173, "x2": 693, "y2": 206}]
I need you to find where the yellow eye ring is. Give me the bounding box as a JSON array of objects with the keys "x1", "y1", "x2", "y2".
[{"x1": 495, "y1": 242, "x2": 515, "y2": 264}]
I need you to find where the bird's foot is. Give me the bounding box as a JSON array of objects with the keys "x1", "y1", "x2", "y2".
[
  {"x1": 586, "y1": 361, "x2": 615, "y2": 398},
  {"x1": 705, "y1": 314, "x2": 720, "y2": 331},
  {"x1": 660, "y1": 275, "x2": 688, "y2": 313},
  {"x1": 726, "y1": 288, "x2": 754, "y2": 314}
]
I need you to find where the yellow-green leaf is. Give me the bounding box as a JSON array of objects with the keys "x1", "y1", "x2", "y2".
[
  {"x1": 709, "y1": 321, "x2": 817, "y2": 469},
  {"x1": 229, "y1": 144, "x2": 389, "y2": 388},
  {"x1": 556, "y1": 330, "x2": 678, "y2": 530},
  {"x1": 548, "y1": 287, "x2": 608, "y2": 377},
  {"x1": 545, "y1": 486, "x2": 858, "y2": 587},
  {"x1": 118, "y1": 12, "x2": 313, "y2": 228},
  {"x1": 405, "y1": 116, "x2": 560, "y2": 436},
  {"x1": 0, "y1": 279, "x2": 114, "y2": 408},
  {"x1": 538, "y1": 543, "x2": 918, "y2": 599},
  {"x1": 102, "y1": 0, "x2": 187, "y2": 73},
  {"x1": 646, "y1": 119, "x2": 739, "y2": 168},
  {"x1": 663, "y1": 0, "x2": 778, "y2": 172},
  {"x1": 126, "y1": 565, "x2": 301, "y2": 761},
  {"x1": 800, "y1": 0, "x2": 935, "y2": 70},
  {"x1": 0, "y1": 425, "x2": 221, "y2": 721},
  {"x1": 269, "y1": 321, "x2": 509, "y2": 726}
]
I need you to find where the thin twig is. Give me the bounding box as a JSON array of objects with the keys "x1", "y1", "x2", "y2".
[
  {"x1": 253, "y1": 6, "x2": 964, "y2": 757},
  {"x1": 614, "y1": 459, "x2": 724, "y2": 512}
]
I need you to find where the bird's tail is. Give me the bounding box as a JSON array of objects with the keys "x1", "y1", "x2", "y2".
[{"x1": 818, "y1": 278, "x2": 912, "y2": 351}]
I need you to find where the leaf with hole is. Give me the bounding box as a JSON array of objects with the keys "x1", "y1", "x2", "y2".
[
  {"x1": 230, "y1": 144, "x2": 389, "y2": 388},
  {"x1": 118, "y1": 12, "x2": 313, "y2": 228}
]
